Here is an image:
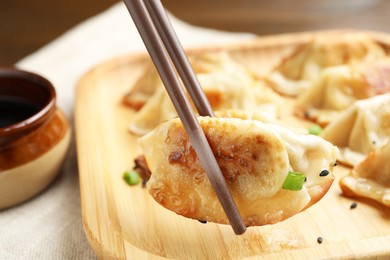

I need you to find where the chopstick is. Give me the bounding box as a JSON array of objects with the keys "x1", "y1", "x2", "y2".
[
  {"x1": 122, "y1": 0, "x2": 246, "y2": 235},
  {"x1": 143, "y1": 0, "x2": 215, "y2": 117}
]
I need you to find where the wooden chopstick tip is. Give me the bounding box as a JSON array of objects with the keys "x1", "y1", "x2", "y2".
[{"x1": 235, "y1": 225, "x2": 247, "y2": 235}]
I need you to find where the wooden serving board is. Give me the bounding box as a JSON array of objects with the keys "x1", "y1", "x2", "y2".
[{"x1": 75, "y1": 30, "x2": 390, "y2": 259}]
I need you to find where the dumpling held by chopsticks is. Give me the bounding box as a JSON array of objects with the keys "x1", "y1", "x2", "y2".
[{"x1": 138, "y1": 117, "x2": 339, "y2": 226}]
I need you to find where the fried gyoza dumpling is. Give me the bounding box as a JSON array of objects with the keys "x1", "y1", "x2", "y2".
[
  {"x1": 139, "y1": 117, "x2": 339, "y2": 226},
  {"x1": 264, "y1": 34, "x2": 386, "y2": 96},
  {"x1": 321, "y1": 94, "x2": 390, "y2": 166},
  {"x1": 340, "y1": 141, "x2": 390, "y2": 207},
  {"x1": 122, "y1": 62, "x2": 162, "y2": 110},
  {"x1": 129, "y1": 71, "x2": 282, "y2": 135},
  {"x1": 296, "y1": 58, "x2": 390, "y2": 126},
  {"x1": 123, "y1": 52, "x2": 255, "y2": 110}
]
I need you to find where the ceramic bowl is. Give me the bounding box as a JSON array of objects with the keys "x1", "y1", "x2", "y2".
[{"x1": 0, "y1": 68, "x2": 71, "y2": 209}]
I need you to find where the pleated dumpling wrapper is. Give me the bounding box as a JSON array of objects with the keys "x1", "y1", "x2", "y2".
[
  {"x1": 138, "y1": 117, "x2": 339, "y2": 226},
  {"x1": 123, "y1": 51, "x2": 258, "y2": 110},
  {"x1": 264, "y1": 33, "x2": 386, "y2": 96},
  {"x1": 340, "y1": 141, "x2": 390, "y2": 207},
  {"x1": 321, "y1": 93, "x2": 390, "y2": 166},
  {"x1": 129, "y1": 70, "x2": 282, "y2": 135},
  {"x1": 296, "y1": 58, "x2": 390, "y2": 126}
]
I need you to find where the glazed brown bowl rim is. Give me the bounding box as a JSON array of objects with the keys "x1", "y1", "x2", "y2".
[{"x1": 0, "y1": 67, "x2": 56, "y2": 137}]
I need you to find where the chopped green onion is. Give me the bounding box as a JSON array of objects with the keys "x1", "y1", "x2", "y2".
[
  {"x1": 282, "y1": 171, "x2": 306, "y2": 191},
  {"x1": 123, "y1": 170, "x2": 141, "y2": 185},
  {"x1": 308, "y1": 125, "x2": 323, "y2": 135}
]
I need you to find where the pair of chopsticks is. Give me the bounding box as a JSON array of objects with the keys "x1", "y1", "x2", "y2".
[{"x1": 122, "y1": 0, "x2": 246, "y2": 234}]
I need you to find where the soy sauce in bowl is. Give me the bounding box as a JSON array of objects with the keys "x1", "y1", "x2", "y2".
[
  {"x1": 0, "y1": 68, "x2": 56, "y2": 147},
  {"x1": 0, "y1": 97, "x2": 40, "y2": 128}
]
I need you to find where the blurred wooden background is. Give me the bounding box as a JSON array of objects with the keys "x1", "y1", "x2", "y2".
[
  {"x1": 164, "y1": 0, "x2": 390, "y2": 34},
  {"x1": 1, "y1": 0, "x2": 390, "y2": 66}
]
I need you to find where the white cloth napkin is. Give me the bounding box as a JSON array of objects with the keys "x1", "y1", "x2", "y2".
[{"x1": 0, "y1": 2, "x2": 254, "y2": 259}]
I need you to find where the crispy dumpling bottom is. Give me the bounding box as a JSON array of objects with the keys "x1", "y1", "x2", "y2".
[{"x1": 139, "y1": 117, "x2": 338, "y2": 226}]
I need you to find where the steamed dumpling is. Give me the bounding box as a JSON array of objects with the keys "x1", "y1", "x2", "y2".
[
  {"x1": 340, "y1": 141, "x2": 390, "y2": 207},
  {"x1": 264, "y1": 33, "x2": 386, "y2": 96},
  {"x1": 296, "y1": 58, "x2": 390, "y2": 125},
  {"x1": 139, "y1": 117, "x2": 339, "y2": 226},
  {"x1": 321, "y1": 94, "x2": 390, "y2": 166}
]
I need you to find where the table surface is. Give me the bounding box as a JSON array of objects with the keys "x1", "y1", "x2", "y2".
[{"x1": 2, "y1": 0, "x2": 390, "y2": 66}]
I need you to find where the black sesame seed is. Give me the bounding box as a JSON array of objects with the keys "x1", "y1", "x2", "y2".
[
  {"x1": 333, "y1": 162, "x2": 338, "y2": 167},
  {"x1": 350, "y1": 202, "x2": 358, "y2": 209},
  {"x1": 304, "y1": 177, "x2": 307, "y2": 182},
  {"x1": 198, "y1": 220, "x2": 207, "y2": 224},
  {"x1": 319, "y1": 169, "x2": 329, "y2": 177},
  {"x1": 372, "y1": 140, "x2": 376, "y2": 145},
  {"x1": 317, "y1": 237, "x2": 323, "y2": 244}
]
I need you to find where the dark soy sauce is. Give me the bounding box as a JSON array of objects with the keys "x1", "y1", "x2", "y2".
[{"x1": 0, "y1": 96, "x2": 40, "y2": 128}]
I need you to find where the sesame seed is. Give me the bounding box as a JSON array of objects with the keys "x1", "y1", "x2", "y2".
[
  {"x1": 319, "y1": 169, "x2": 329, "y2": 177},
  {"x1": 317, "y1": 237, "x2": 323, "y2": 244},
  {"x1": 350, "y1": 202, "x2": 358, "y2": 209},
  {"x1": 198, "y1": 220, "x2": 207, "y2": 224},
  {"x1": 334, "y1": 162, "x2": 338, "y2": 167}
]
